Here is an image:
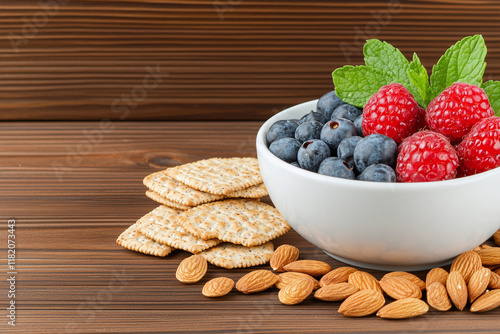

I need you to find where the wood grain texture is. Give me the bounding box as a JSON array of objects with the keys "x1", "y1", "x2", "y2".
[
  {"x1": 1, "y1": 121, "x2": 499, "y2": 333},
  {"x1": 1, "y1": 0, "x2": 500, "y2": 121}
]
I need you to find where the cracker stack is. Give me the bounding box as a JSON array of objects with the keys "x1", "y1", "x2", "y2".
[{"x1": 116, "y1": 157, "x2": 291, "y2": 269}]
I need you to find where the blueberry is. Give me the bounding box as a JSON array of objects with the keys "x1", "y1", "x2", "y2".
[
  {"x1": 299, "y1": 110, "x2": 329, "y2": 125},
  {"x1": 291, "y1": 161, "x2": 300, "y2": 168},
  {"x1": 318, "y1": 157, "x2": 355, "y2": 180},
  {"x1": 330, "y1": 104, "x2": 363, "y2": 122},
  {"x1": 357, "y1": 164, "x2": 396, "y2": 182},
  {"x1": 316, "y1": 91, "x2": 345, "y2": 119},
  {"x1": 353, "y1": 134, "x2": 398, "y2": 173},
  {"x1": 354, "y1": 115, "x2": 364, "y2": 136},
  {"x1": 295, "y1": 121, "x2": 323, "y2": 142},
  {"x1": 266, "y1": 120, "x2": 299, "y2": 145},
  {"x1": 337, "y1": 136, "x2": 362, "y2": 161},
  {"x1": 320, "y1": 118, "x2": 357, "y2": 153},
  {"x1": 269, "y1": 137, "x2": 301, "y2": 163},
  {"x1": 297, "y1": 139, "x2": 331, "y2": 172}
]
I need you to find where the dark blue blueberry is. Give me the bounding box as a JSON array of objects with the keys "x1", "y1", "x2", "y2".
[
  {"x1": 316, "y1": 91, "x2": 345, "y2": 119},
  {"x1": 295, "y1": 121, "x2": 323, "y2": 142},
  {"x1": 266, "y1": 120, "x2": 299, "y2": 145},
  {"x1": 353, "y1": 134, "x2": 398, "y2": 173},
  {"x1": 297, "y1": 139, "x2": 331, "y2": 172},
  {"x1": 291, "y1": 161, "x2": 300, "y2": 168},
  {"x1": 269, "y1": 137, "x2": 301, "y2": 163},
  {"x1": 299, "y1": 110, "x2": 329, "y2": 125},
  {"x1": 330, "y1": 104, "x2": 363, "y2": 122},
  {"x1": 318, "y1": 157, "x2": 355, "y2": 180},
  {"x1": 357, "y1": 164, "x2": 396, "y2": 182},
  {"x1": 337, "y1": 136, "x2": 362, "y2": 161},
  {"x1": 354, "y1": 115, "x2": 364, "y2": 136},
  {"x1": 320, "y1": 118, "x2": 357, "y2": 153}
]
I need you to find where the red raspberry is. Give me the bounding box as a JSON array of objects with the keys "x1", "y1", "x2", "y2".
[
  {"x1": 425, "y1": 83, "x2": 494, "y2": 142},
  {"x1": 396, "y1": 130, "x2": 459, "y2": 182},
  {"x1": 362, "y1": 83, "x2": 420, "y2": 143},
  {"x1": 467, "y1": 115, "x2": 500, "y2": 135},
  {"x1": 456, "y1": 127, "x2": 500, "y2": 175}
]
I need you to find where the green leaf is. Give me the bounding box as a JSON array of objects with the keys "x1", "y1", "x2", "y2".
[
  {"x1": 429, "y1": 35, "x2": 487, "y2": 100},
  {"x1": 332, "y1": 65, "x2": 394, "y2": 107},
  {"x1": 407, "y1": 53, "x2": 430, "y2": 107},
  {"x1": 482, "y1": 80, "x2": 500, "y2": 115}
]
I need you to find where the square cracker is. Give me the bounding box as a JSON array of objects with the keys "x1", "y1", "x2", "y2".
[
  {"x1": 135, "y1": 205, "x2": 221, "y2": 254},
  {"x1": 176, "y1": 199, "x2": 291, "y2": 247},
  {"x1": 116, "y1": 223, "x2": 173, "y2": 257},
  {"x1": 165, "y1": 157, "x2": 262, "y2": 195},
  {"x1": 145, "y1": 190, "x2": 193, "y2": 210},
  {"x1": 198, "y1": 242, "x2": 274, "y2": 269}
]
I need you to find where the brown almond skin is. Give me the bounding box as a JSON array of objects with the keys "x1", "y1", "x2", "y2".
[
  {"x1": 476, "y1": 248, "x2": 500, "y2": 266},
  {"x1": 468, "y1": 267, "x2": 491, "y2": 303},
  {"x1": 314, "y1": 283, "x2": 359, "y2": 302},
  {"x1": 446, "y1": 271, "x2": 468, "y2": 311},
  {"x1": 270, "y1": 244, "x2": 299, "y2": 272},
  {"x1": 383, "y1": 271, "x2": 425, "y2": 291},
  {"x1": 377, "y1": 298, "x2": 429, "y2": 319},
  {"x1": 427, "y1": 282, "x2": 452, "y2": 312},
  {"x1": 275, "y1": 272, "x2": 320, "y2": 290},
  {"x1": 348, "y1": 271, "x2": 383, "y2": 294},
  {"x1": 450, "y1": 251, "x2": 482, "y2": 283},
  {"x1": 319, "y1": 267, "x2": 358, "y2": 287},
  {"x1": 426, "y1": 267, "x2": 449, "y2": 289},
  {"x1": 236, "y1": 270, "x2": 278, "y2": 294},
  {"x1": 176, "y1": 255, "x2": 208, "y2": 284},
  {"x1": 470, "y1": 289, "x2": 500, "y2": 312},
  {"x1": 283, "y1": 260, "x2": 332, "y2": 277},
  {"x1": 489, "y1": 270, "x2": 500, "y2": 289},
  {"x1": 278, "y1": 278, "x2": 314, "y2": 305},
  {"x1": 202, "y1": 277, "x2": 234, "y2": 298},
  {"x1": 338, "y1": 289, "x2": 385, "y2": 317},
  {"x1": 494, "y1": 229, "x2": 500, "y2": 247},
  {"x1": 379, "y1": 276, "x2": 422, "y2": 300}
]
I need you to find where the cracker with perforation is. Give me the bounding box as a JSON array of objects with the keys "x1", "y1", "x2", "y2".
[
  {"x1": 198, "y1": 242, "x2": 274, "y2": 269},
  {"x1": 145, "y1": 190, "x2": 193, "y2": 211},
  {"x1": 176, "y1": 199, "x2": 290, "y2": 247},
  {"x1": 135, "y1": 205, "x2": 221, "y2": 254},
  {"x1": 116, "y1": 223, "x2": 173, "y2": 257},
  {"x1": 165, "y1": 157, "x2": 262, "y2": 195}
]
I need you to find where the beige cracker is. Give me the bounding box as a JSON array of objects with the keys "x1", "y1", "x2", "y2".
[
  {"x1": 135, "y1": 205, "x2": 222, "y2": 254},
  {"x1": 116, "y1": 223, "x2": 173, "y2": 257},
  {"x1": 165, "y1": 157, "x2": 262, "y2": 195},
  {"x1": 176, "y1": 199, "x2": 291, "y2": 247},
  {"x1": 145, "y1": 190, "x2": 193, "y2": 210},
  {"x1": 198, "y1": 242, "x2": 274, "y2": 269}
]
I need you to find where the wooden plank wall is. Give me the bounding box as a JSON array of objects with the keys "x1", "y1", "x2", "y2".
[{"x1": 0, "y1": 0, "x2": 499, "y2": 121}]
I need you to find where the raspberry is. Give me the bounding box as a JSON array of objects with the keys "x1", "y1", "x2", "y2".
[
  {"x1": 396, "y1": 130, "x2": 459, "y2": 182},
  {"x1": 426, "y1": 83, "x2": 494, "y2": 142},
  {"x1": 362, "y1": 83, "x2": 420, "y2": 143},
  {"x1": 467, "y1": 115, "x2": 500, "y2": 135},
  {"x1": 456, "y1": 128, "x2": 500, "y2": 175}
]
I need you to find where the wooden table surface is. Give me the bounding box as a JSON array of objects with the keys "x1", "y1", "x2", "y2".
[{"x1": 1, "y1": 121, "x2": 499, "y2": 334}]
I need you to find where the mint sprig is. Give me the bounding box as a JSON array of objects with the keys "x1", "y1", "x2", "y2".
[
  {"x1": 482, "y1": 80, "x2": 500, "y2": 115},
  {"x1": 407, "y1": 53, "x2": 430, "y2": 107}
]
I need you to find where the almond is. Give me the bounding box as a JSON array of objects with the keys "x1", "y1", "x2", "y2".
[
  {"x1": 278, "y1": 278, "x2": 314, "y2": 305},
  {"x1": 426, "y1": 282, "x2": 452, "y2": 311},
  {"x1": 314, "y1": 283, "x2": 359, "y2": 302},
  {"x1": 348, "y1": 271, "x2": 383, "y2": 294},
  {"x1": 319, "y1": 266, "x2": 357, "y2": 287},
  {"x1": 476, "y1": 247, "x2": 500, "y2": 266},
  {"x1": 488, "y1": 270, "x2": 500, "y2": 289},
  {"x1": 202, "y1": 277, "x2": 234, "y2": 297},
  {"x1": 283, "y1": 260, "x2": 332, "y2": 277},
  {"x1": 376, "y1": 298, "x2": 429, "y2": 319},
  {"x1": 379, "y1": 276, "x2": 422, "y2": 300},
  {"x1": 470, "y1": 289, "x2": 500, "y2": 312},
  {"x1": 383, "y1": 271, "x2": 425, "y2": 291},
  {"x1": 275, "y1": 272, "x2": 320, "y2": 290},
  {"x1": 338, "y1": 289, "x2": 385, "y2": 317},
  {"x1": 269, "y1": 244, "x2": 299, "y2": 272},
  {"x1": 472, "y1": 245, "x2": 482, "y2": 252},
  {"x1": 450, "y1": 250, "x2": 482, "y2": 283},
  {"x1": 468, "y1": 267, "x2": 491, "y2": 303},
  {"x1": 446, "y1": 271, "x2": 468, "y2": 311},
  {"x1": 480, "y1": 244, "x2": 494, "y2": 249},
  {"x1": 236, "y1": 270, "x2": 278, "y2": 294},
  {"x1": 494, "y1": 229, "x2": 500, "y2": 247},
  {"x1": 426, "y1": 267, "x2": 449, "y2": 289},
  {"x1": 175, "y1": 255, "x2": 208, "y2": 284}
]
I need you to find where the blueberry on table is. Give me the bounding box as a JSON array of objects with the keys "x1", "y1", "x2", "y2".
[
  {"x1": 266, "y1": 120, "x2": 299, "y2": 145},
  {"x1": 269, "y1": 137, "x2": 301, "y2": 163},
  {"x1": 353, "y1": 134, "x2": 398, "y2": 173},
  {"x1": 299, "y1": 110, "x2": 329, "y2": 125},
  {"x1": 318, "y1": 157, "x2": 355, "y2": 180},
  {"x1": 320, "y1": 118, "x2": 357, "y2": 153},
  {"x1": 297, "y1": 139, "x2": 331, "y2": 172},
  {"x1": 354, "y1": 115, "x2": 364, "y2": 137},
  {"x1": 316, "y1": 91, "x2": 345, "y2": 119},
  {"x1": 295, "y1": 121, "x2": 323, "y2": 142},
  {"x1": 337, "y1": 136, "x2": 362, "y2": 161},
  {"x1": 330, "y1": 104, "x2": 363, "y2": 122},
  {"x1": 357, "y1": 164, "x2": 396, "y2": 182}
]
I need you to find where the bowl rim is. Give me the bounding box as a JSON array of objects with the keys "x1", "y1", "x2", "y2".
[{"x1": 256, "y1": 99, "x2": 500, "y2": 190}]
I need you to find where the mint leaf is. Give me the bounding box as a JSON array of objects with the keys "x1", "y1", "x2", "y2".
[
  {"x1": 429, "y1": 35, "x2": 487, "y2": 100},
  {"x1": 482, "y1": 80, "x2": 500, "y2": 115},
  {"x1": 407, "y1": 53, "x2": 430, "y2": 107},
  {"x1": 332, "y1": 65, "x2": 393, "y2": 107}
]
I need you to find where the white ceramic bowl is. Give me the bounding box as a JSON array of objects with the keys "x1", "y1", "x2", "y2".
[{"x1": 256, "y1": 99, "x2": 500, "y2": 271}]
